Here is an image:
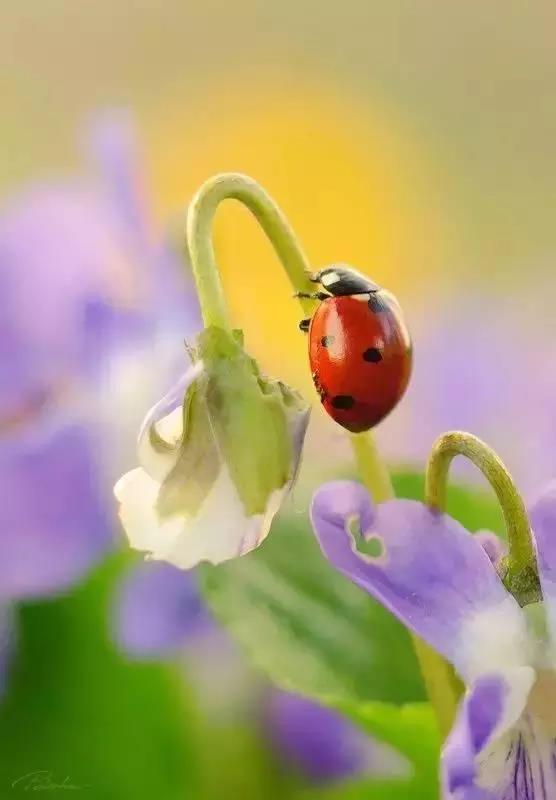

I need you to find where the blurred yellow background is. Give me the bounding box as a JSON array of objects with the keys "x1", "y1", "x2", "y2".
[
  {"x1": 3, "y1": 0, "x2": 556, "y2": 485},
  {"x1": 2, "y1": 2, "x2": 554, "y2": 309}
]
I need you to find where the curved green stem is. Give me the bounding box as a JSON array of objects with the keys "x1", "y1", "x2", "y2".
[
  {"x1": 186, "y1": 173, "x2": 316, "y2": 328},
  {"x1": 187, "y1": 173, "x2": 458, "y2": 734},
  {"x1": 350, "y1": 433, "x2": 394, "y2": 504},
  {"x1": 426, "y1": 431, "x2": 539, "y2": 604},
  {"x1": 187, "y1": 174, "x2": 393, "y2": 496},
  {"x1": 350, "y1": 432, "x2": 461, "y2": 739},
  {"x1": 411, "y1": 637, "x2": 463, "y2": 739}
]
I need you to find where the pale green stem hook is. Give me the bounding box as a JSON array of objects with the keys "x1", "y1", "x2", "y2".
[
  {"x1": 186, "y1": 172, "x2": 457, "y2": 735},
  {"x1": 426, "y1": 431, "x2": 540, "y2": 605},
  {"x1": 186, "y1": 172, "x2": 316, "y2": 329}
]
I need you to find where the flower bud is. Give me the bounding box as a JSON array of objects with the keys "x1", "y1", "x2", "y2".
[{"x1": 114, "y1": 327, "x2": 309, "y2": 568}]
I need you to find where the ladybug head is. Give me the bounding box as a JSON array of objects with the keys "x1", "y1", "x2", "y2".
[{"x1": 311, "y1": 264, "x2": 381, "y2": 297}]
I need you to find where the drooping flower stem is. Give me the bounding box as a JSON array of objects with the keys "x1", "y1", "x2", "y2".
[
  {"x1": 350, "y1": 432, "x2": 394, "y2": 503},
  {"x1": 187, "y1": 173, "x2": 389, "y2": 485},
  {"x1": 426, "y1": 431, "x2": 540, "y2": 605},
  {"x1": 351, "y1": 430, "x2": 462, "y2": 738},
  {"x1": 187, "y1": 172, "x2": 460, "y2": 735},
  {"x1": 186, "y1": 173, "x2": 316, "y2": 329}
]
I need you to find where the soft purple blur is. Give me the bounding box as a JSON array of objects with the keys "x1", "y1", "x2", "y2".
[
  {"x1": 265, "y1": 689, "x2": 406, "y2": 785},
  {"x1": 265, "y1": 691, "x2": 368, "y2": 783},
  {"x1": 114, "y1": 561, "x2": 208, "y2": 657},
  {"x1": 112, "y1": 555, "x2": 408, "y2": 788},
  {"x1": 0, "y1": 421, "x2": 112, "y2": 600},
  {"x1": 377, "y1": 288, "x2": 556, "y2": 492},
  {"x1": 0, "y1": 112, "x2": 200, "y2": 602}
]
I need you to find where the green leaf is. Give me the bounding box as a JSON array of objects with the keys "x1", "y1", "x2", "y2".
[
  {"x1": 0, "y1": 554, "x2": 199, "y2": 800},
  {"x1": 332, "y1": 702, "x2": 440, "y2": 800},
  {"x1": 201, "y1": 470, "x2": 504, "y2": 709},
  {"x1": 194, "y1": 716, "x2": 299, "y2": 800},
  {"x1": 293, "y1": 703, "x2": 441, "y2": 800},
  {"x1": 295, "y1": 778, "x2": 422, "y2": 800},
  {"x1": 200, "y1": 469, "x2": 504, "y2": 799},
  {"x1": 201, "y1": 506, "x2": 425, "y2": 705},
  {"x1": 341, "y1": 701, "x2": 440, "y2": 775}
]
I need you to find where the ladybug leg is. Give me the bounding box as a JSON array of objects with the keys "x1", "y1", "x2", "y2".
[
  {"x1": 294, "y1": 291, "x2": 330, "y2": 301},
  {"x1": 298, "y1": 318, "x2": 311, "y2": 333}
]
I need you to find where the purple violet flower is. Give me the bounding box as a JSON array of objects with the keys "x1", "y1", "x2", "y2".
[
  {"x1": 0, "y1": 111, "x2": 198, "y2": 602},
  {"x1": 265, "y1": 689, "x2": 406, "y2": 785},
  {"x1": 0, "y1": 420, "x2": 111, "y2": 599},
  {"x1": 112, "y1": 562, "x2": 408, "y2": 787},
  {"x1": 376, "y1": 290, "x2": 556, "y2": 492},
  {"x1": 113, "y1": 560, "x2": 208, "y2": 658},
  {"x1": 311, "y1": 479, "x2": 556, "y2": 799}
]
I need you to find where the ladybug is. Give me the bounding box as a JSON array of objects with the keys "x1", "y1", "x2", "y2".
[{"x1": 297, "y1": 264, "x2": 412, "y2": 433}]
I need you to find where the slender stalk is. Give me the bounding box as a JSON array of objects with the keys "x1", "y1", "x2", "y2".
[
  {"x1": 350, "y1": 433, "x2": 394, "y2": 504},
  {"x1": 187, "y1": 173, "x2": 459, "y2": 734},
  {"x1": 350, "y1": 431, "x2": 462, "y2": 738},
  {"x1": 426, "y1": 431, "x2": 539, "y2": 604},
  {"x1": 186, "y1": 173, "x2": 316, "y2": 328},
  {"x1": 187, "y1": 174, "x2": 392, "y2": 499},
  {"x1": 411, "y1": 638, "x2": 462, "y2": 739}
]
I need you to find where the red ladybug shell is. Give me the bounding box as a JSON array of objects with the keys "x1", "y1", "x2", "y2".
[{"x1": 308, "y1": 291, "x2": 412, "y2": 432}]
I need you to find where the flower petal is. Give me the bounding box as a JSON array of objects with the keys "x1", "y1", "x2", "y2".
[
  {"x1": 265, "y1": 690, "x2": 406, "y2": 784},
  {"x1": 527, "y1": 482, "x2": 556, "y2": 658},
  {"x1": 112, "y1": 561, "x2": 209, "y2": 657},
  {"x1": 0, "y1": 185, "x2": 136, "y2": 411},
  {"x1": 310, "y1": 481, "x2": 530, "y2": 680},
  {"x1": 475, "y1": 531, "x2": 507, "y2": 567},
  {"x1": 115, "y1": 463, "x2": 286, "y2": 569},
  {"x1": 136, "y1": 362, "x2": 204, "y2": 483},
  {"x1": 265, "y1": 690, "x2": 368, "y2": 783},
  {"x1": 86, "y1": 111, "x2": 202, "y2": 335},
  {"x1": 86, "y1": 110, "x2": 152, "y2": 256},
  {"x1": 0, "y1": 421, "x2": 113, "y2": 600},
  {"x1": 443, "y1": 671, "x2": 556, "y2": 799},
  {"x1": 442, "y1": 668, "x2": 535, "y2": 799},
  {"x1": 114, "y1": 467, "x2": 184, "y2": 555}
]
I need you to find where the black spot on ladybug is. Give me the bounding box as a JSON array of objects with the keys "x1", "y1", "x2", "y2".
[
  {"x1": 331, "y1": 395, "x2": 355, "y2": 410},
  {"x1": 321, "y1": 335, "x2": 335, "y2": 348},
  {"x1": 368, "y1": 293, "x2": 387, "y2": 313},
  {"x1": 363, "y1": 347, "x2": 382, "y2": 363}
]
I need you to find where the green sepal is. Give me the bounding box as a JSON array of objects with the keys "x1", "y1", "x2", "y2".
[
  {"x1": 156, "y1": 379, "x2": 220, "y2": 519},
  {"x1": 197, "y1": 326, "x2": 308, "y2": 516}
]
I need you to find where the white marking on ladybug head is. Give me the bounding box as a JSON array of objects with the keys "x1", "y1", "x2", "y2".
[{"x1": 320, "y1": 271, "x2": 340, "y2": 288}]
